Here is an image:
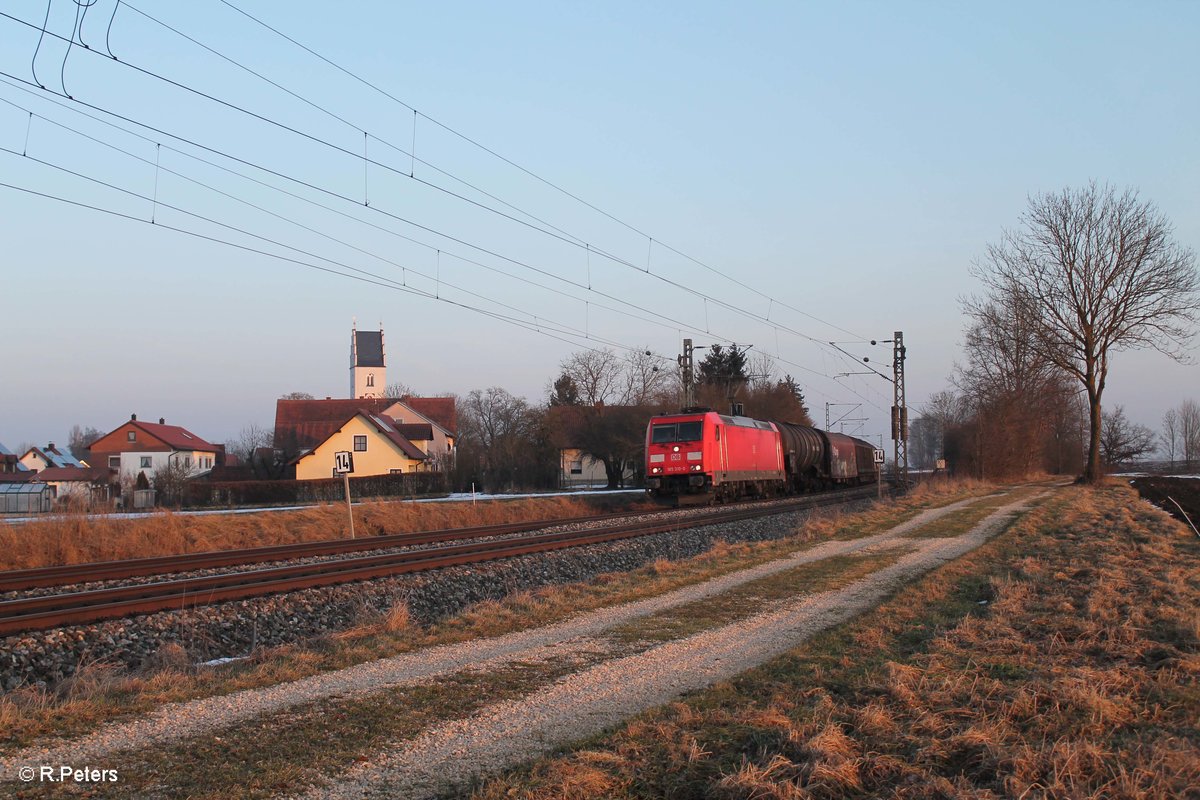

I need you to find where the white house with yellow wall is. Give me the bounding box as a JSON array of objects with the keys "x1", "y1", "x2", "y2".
[{"x1": 293, "y1": 412, "x2": 428, "y2": 480}]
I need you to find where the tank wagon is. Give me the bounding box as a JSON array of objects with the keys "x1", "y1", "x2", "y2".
[{"x1": 645, "y1": 409, "x2": 879, "y2": 503}]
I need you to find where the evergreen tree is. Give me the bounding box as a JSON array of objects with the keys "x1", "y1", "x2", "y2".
[{"x1": 697, "y1": 344, "x2": 749, "y2": 398}]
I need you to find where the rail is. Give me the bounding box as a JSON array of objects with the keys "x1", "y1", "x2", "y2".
[{"x1": 0, "y1": 487, "x2": 878, "y2": 636}]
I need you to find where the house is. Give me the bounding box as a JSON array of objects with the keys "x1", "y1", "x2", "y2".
[
  {"x1": 32, "y1": 466, "x2": 114, "y2": 506},
  {"x1": 546, "y1": 404, "x2": 644, "y2": 489},
  {"x1": 0, "y1": 442, "x2": 31, "y2": 475},
  {"x1": 88, "y1": 415, "x2": 220, "y2": 483},
  {"x1": 275, "y1": 397, "x2": 456, "y2": 471},
  {"x1": 292, "y1": 411, "x2": 429, "y2": 480},
  {"x1": 19, "y1": 442, "x2": 88, "y2": 472},
  {"x1": 558, "y1": 447, "x2": 634, "y2": 489}
]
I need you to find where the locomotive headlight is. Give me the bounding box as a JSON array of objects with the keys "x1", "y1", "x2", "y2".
[
  {"x1": 651, "y1": 467, "x2": 662, "y2": 474},
  {"x1": 673, "y1": 445, "x2": 680, "y2": 452},
  {"x1": 691, "y1": 464, "x2": 703, "y2": 471}
]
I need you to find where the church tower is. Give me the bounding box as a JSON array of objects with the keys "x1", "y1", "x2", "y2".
[{"x1": 350, "y1": 321, "x2": 386, "y2": 398}]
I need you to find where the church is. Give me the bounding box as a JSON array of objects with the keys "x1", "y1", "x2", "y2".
[{"x1": 350, "y1": 322, "x2": 386, "y2": 399}]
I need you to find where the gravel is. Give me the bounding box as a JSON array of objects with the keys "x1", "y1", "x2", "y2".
[{"x1": 0, "y1": 498, "x2": 871, "y2": 691}]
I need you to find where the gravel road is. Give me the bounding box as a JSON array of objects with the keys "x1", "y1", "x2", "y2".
[{"x1": 293, "y1": 492, "x2": 1045, "y2": 799}]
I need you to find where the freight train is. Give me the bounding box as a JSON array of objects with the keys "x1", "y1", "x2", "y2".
[{"x1": 644, "y1": 408, "x2": 879, "y2": 503}]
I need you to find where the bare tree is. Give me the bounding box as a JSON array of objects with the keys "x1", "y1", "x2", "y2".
[
  {"x1": 1160, "y1": 408, "x2": 1180, "y2": 465},
  {"x1": 67, "y1": 425, "x2": 103, "y2": 462},
  {"x1": 956, "y1": 278, "x2": 1075, "y2": 478},
  {"x1": 229, "y1": 424, "x2": 280, "y2": 478},
  {"x1": 974, "y1": 183, "x2": 1199, "y2": 482},
  {"x1": 561, "y1": 349, "x2": 623, "y2": 406},
  {"x1": 455, "y1": 387, "x2": 553, "y2": 492},
  {"x1": 552, "y1": 347, "x2": 672, "y2": 488},
  {"x1": 385, "y1": 382, "x2": 414, "y2": 400},
  {"x1": 1099, "y1": 406, "x2": 1156, "y2": 466},
  {"x1": 1180, "y1": 399, "x2": 1200, "y2": 469},
  {"x1": 152, "y1": 457, "x2": 194, "y2": 506},
  {"x1": 280, "y1": 391, "x2": 314, "y2": 400},
  {"x1": 622, "y1": 349, "x2": 672, "y2": 406}
]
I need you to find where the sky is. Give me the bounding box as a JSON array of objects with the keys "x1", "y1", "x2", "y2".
[{"x1": 1, "y1": 0, "x2": 1197, "y2": 452}]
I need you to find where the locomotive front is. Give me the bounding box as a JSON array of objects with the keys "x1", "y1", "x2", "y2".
[{"x1": 644, "y1": 412, "x2": 712, "y2": 499}]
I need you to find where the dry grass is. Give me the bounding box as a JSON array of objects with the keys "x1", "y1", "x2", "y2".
[
  {"x1": 467, "y1": 482, "x2": 1200, "y2": 800},
  {"x1": 0, "y1": 494, "x2": 649, "y2": 571},
  {"x1": 0, "y1": 479, "x2": 998, "y2": 751}
]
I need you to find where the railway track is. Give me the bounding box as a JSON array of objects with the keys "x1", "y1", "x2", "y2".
[
  {"x1": 0, "y1": 487, "x2": 877, "y2": 637},
  {"x1": 0, "y1": 509, "x2": 656, "y2": 593}
]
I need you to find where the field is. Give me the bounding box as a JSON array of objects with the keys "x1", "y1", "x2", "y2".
[
  {"x1": 0, "y1": 494, "x2": 651, "y2": 571},
  {"x1": 1130, "y1": 476, "x2": 1200, "y2": 531}
]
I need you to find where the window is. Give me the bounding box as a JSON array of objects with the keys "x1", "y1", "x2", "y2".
[
  {"x1": 353, "y1": 435, "x2": 368, "y2": 452},
  {"x1": 650, "y1": 421, "x2": 703, "y2": 444},
  {"x1": 127, "y1": 431, "x2": 136, "y2": 442},
  {"x1": 651, "y1": 424, "x2": 676, "y2": 444},
  {"x1": 366, "y1": 373, "x2": 375, "y2": 387},
  {"x1": 140, "y1": 457, "x2": 152, "y2": 469},
  {"x1": 389, "y1": 468, "x2": 404, "y2": 474},
  {"x1": 108, "y1": 456, "x2": 120, "y2": 469},
  {"x1": 570, "y1": 460, "x2": 583, "y2": 475}
]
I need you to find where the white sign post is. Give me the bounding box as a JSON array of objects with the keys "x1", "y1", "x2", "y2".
[
  {"x1": 334, "y1": 450, "x2": 355, "y2": 538},
  {"x1": 873, "y1": 448, "x2": 886, "y2": 498}
]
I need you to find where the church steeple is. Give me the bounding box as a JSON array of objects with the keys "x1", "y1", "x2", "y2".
[{"x1": 350, "y1": 320, "x2": 386, "y2": 398}]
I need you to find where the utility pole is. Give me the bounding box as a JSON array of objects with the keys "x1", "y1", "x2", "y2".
[
  {"x1": 890, "y1": 331, "x2": 908, "y2": 485},
  {"x1": 678, "y1": 338, "x2": 696, "y2": 409}
]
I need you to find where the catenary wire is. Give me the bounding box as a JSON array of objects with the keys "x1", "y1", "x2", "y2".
[
  {"x1": 1, "y1": 9, "x2": 876, "y2": 366},
  {"x1": 215, "y1": 0, "x2": 869, "y2": 341},
  {"x1": 0, "y1": 69, "x2": 865, "y2": 389},
  {"x1": 0, "y1": 44, "x2": 885, "y2": 411},
  {"x1": 0, "y1": 140, "x2": 646, "y2": 356}
]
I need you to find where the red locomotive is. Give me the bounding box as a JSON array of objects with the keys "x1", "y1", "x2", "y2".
[{"x1": 645, "y1": 408, "x2": 879, "y2": 502}]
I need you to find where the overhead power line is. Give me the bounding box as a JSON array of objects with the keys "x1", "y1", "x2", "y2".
[
  {"x1": 214, "y1": 0, "x2": 867, "y2": 342},
  {"x1": 0, "y1": 12, "x2": 886, "y2": 410},
  {"x1": 0, "y1": 57, "x2": 872, "y2": 395},
  {"x1": 1, "y1": 7, "x2": 868, "y2": 360}
]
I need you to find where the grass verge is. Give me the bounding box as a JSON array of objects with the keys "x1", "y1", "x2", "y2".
[
  {"x1": 901, "y1": 484, "x2": 1046, "y2": 538},
  {"x1": 462, "y1": 482, "x2": 1198, "y2": 800},
  {"x1": 0, "y1": 494, "x2": 650, "y2": 571}
]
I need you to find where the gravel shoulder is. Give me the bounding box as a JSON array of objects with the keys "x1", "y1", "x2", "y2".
[
  {"x1": 292, "y1": 491, "x2": 1047, "y2": 800},
  {"x1": 0, "y1": 494, "x2": 989, "y2": 780}
]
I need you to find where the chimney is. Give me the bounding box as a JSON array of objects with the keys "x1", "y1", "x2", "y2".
[
  {"x1": 131, "y1": 413, "x2": 137, "y2": 421},
  {"x1": 159, "y1": 417, "x2": 165, "y2": 425}
]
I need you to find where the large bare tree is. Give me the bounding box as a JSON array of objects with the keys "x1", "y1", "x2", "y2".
[
  {"x1": 550, "y1": 348, "x2": 672, "y2": 488},
  {"x1": 974, "y1": 184, "x2": 1199, "y2": 482}
]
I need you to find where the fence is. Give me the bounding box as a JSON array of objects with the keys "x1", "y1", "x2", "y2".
[{"x1": 181, "y1": 472, "x2": 446, "y2": 508}]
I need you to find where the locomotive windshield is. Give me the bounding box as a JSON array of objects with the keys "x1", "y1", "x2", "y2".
[{"x1": 651, "y1": 421, "x2": 703, "y2": 443}]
